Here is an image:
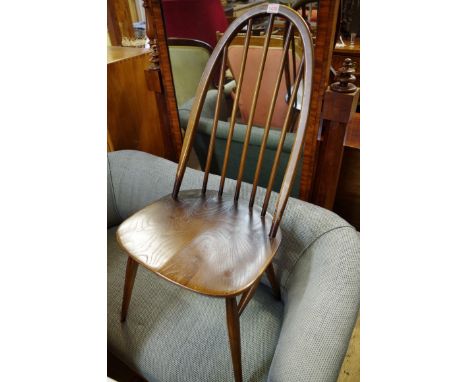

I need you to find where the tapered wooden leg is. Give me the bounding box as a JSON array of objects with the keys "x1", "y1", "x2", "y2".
[
  {"x1": 265, "y1": 263, "x2": 281, "y2": 300},
  {"x1": 238, "y1": 277, "x2": 261, "y2": 316},
  {"x1": 226, "y1": 297, "x2": 243, "y2": 382},
  {"x1": 121, "y1": 257, "x2": 139, "y2": 322}
]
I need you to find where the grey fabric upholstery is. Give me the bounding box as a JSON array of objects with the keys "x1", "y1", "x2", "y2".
[
  {"x1": 108, "y1": 227, "x2": 283, "y2": 382},
  {"x1": 107, "y1": 150, "x2": 360, "y2": 382},
  {"x1": 107, "y1": 156, "x2": 122, "y2": 228}
]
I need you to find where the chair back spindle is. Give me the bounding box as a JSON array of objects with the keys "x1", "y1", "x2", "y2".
[
  {"x1": 249, "y1": 22, "x2": 295, "y2": 208},
  {"x1": 202, "y1": 46, "x2": 228, "y2": 194},
  {"x1": 262, "y1": 57, "x2": 304, "y2": 218},
  {"x1": 172, "y1": 4, "x2": 314, "y2": 238},
  {"x1": 218, "y1": 19, "x2": 253, "y2": 197},
  {"x1": 233, "y1": 13, "x2": 275, "y2": 202}
]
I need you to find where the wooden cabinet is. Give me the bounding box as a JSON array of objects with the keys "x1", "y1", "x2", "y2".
[{"x1": 107, "y1": 46, "x2": 173, "y2": 158}]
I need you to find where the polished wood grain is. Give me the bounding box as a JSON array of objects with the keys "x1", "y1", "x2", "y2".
[
  {"x1": 237, "y1": 278, "x2": 262, "y2": 316},
  {"x1": 143, "y1": 0, "x2": 183, "y2": 159},
  {"x1": 107, "y1": 0, "x2": 135, "y2": 46},
  {"x1": 120, "y1": 257, "x2": 139, "y2": 322},
  {"x1": 107, "y1": 129, "x2": 115, "y2": 152},
  {"x1": 107, "y1": 46, "x2": 150, "y2": 64},
  {"x1": 117, "y1": 6, "x2": 314, "y2": 381},
  {"x1": 153, "y1": 0, "x2": 183, "y2": 157},
  {"x1": 344, "y1": 112, "x2": 359, "y2": 149},
  {"x1": 262, "y1": 58, "x2": 304, "y2": 220},
  {"x1": 203, "y1": 46, "x2": 228, "y2": 193},
  {"x1": 117, "y1": 190, "x2": 282, "y2": 297},
  {"x1": 107, "y1": 47, "x2": 174, "y2": 158},
  {"x1": 219, "y1": 19, "x2": 253, "y2": 197},
  {"x1": 299, "y1": 0, "x2": 340, "y2": 201},
  {"x1": 107, "y1": 0, "x2": 122, "y2": 46},
  {"x1": 311, "y1": 86, "x2": 359, "y2": 209},
  {"x1": 249, "y1": 23, "x2": 295, "y2": 208},
  {"x1": 226, "y1": 297, "x2": 243, "y2": 382}
]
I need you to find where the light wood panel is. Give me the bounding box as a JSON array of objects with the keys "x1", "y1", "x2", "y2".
[
  {"x1": 107, "y1": 0, "x2": 135, "y2": 45},
  {"x1": 107, "y1": 47, "x2": 172, "y2": 158}
]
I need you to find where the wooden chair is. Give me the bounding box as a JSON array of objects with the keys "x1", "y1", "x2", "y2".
[{"x1": 116, "y1": 4, "x2": 313, "y2": 382}]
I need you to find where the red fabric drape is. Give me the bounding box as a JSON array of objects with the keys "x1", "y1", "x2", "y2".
[{"x1": 161, "y1": 0, "x2": 229, "y2": 48}]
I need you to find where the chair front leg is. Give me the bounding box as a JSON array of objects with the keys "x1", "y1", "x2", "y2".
[
  {"x1": 121, "y1": 256, "x2": 139, "y2": 322},
  {"x1": 226, "y1": 297, "x2": 243, "y2": 382}
]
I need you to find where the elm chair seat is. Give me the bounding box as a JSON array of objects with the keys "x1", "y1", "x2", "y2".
[{"x1": 117, "y1": 189, "x2": 281, "y2": 296}]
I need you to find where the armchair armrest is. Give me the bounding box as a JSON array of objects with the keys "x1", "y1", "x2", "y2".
[{"x1": 268, "y1": 226, "x2": 360, "y2": 382}]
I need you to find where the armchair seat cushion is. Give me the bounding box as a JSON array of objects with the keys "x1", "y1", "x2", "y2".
[{"x1": 108, "y1": 226, "x2": 283, "y2": 382}]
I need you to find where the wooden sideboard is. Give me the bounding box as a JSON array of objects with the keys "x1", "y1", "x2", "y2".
[{"x1": 107, "y1": 46, "x2": 172, "y2": 158}]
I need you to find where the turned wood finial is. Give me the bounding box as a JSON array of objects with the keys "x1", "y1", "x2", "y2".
[
  {"x1": 331, "y1": 58, "x2": 357, "y2": 93},
  {"x1": 143, "y1": 0, "x2": 161, "y2": 71}
]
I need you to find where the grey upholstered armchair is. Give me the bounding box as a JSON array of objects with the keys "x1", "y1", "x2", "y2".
[{"x1": 107, "y1": 150, "x2": 360, "y2": 382}]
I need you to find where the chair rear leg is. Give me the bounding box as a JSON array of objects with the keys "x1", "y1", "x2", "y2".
[
  {"x1": 121, "y1": 257, "x2": 139, "y2": 322},
  {"x1": 265, "y1": 263, "x2": 281, "y2": 300},
  {"x1": 226, "y1": 297, "x2": 243, "y2": 382}
]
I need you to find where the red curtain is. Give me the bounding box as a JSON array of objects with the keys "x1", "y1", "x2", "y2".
[{"x1": 161, "y1": 0, "x2": 229, "y2": 49}]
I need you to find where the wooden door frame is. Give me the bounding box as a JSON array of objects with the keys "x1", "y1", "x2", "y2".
[
  {"x1": 144, "y1": 0, "x2": 183, "y2": 159},
  {"x1": 299, "y1": 0, "x2": 341, "y2": 201}
]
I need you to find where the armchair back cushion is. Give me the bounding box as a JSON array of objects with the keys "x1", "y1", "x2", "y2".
[{"x1": 169, "y1": 44, "x2": 211, "y2": 106}]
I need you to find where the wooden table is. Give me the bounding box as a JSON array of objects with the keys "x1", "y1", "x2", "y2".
[{"x1": 107, "y1": 46, "x2": 172, "y2": 158}]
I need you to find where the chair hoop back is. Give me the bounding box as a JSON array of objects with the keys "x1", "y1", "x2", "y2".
[{"x1": 172, "y1": 4, "x2": 314, "y2": 237}]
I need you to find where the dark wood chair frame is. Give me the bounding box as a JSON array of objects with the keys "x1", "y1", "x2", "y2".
[
  {"x1": 167, "y1": 37, "x2": 214, "y2": 53},
  {"x1": 118, "y1": 5, "x2": 314, "y2": 382}
]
